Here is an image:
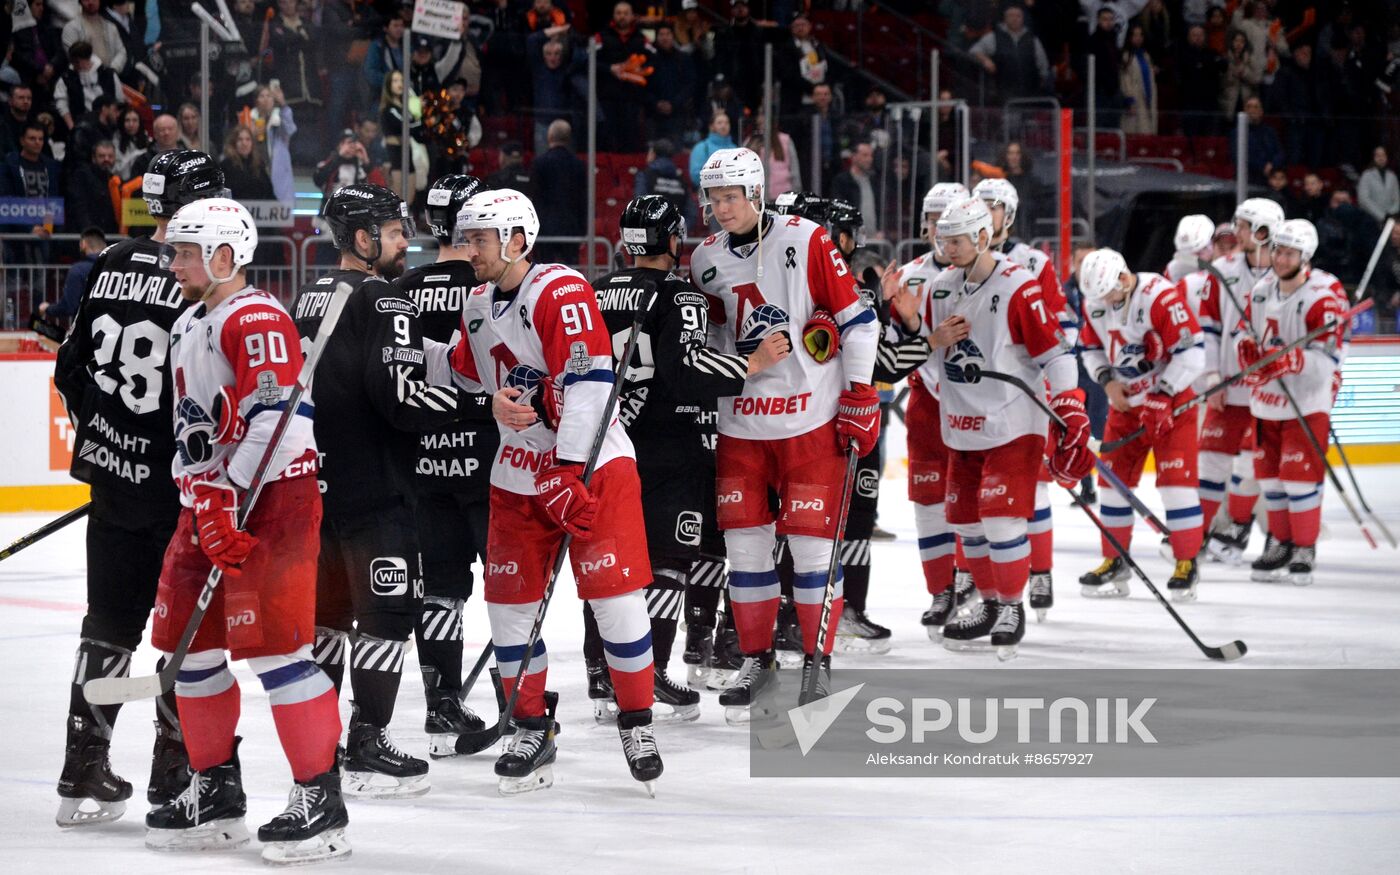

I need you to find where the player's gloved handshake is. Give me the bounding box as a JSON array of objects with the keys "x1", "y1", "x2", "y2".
[
  {"x1": 836, "y1": 383, "x2": 881, "y2": 456},
  {"x1": 1047, "y1": 389, "x2": 1095, "y2": 485},
  {"x1": 1139, "y1": 391, "x2": 1175, "y2": 440},
  {"x1": 192, "y1": 482, "x2": 258, "y2": 574},
  {"x1": 1236, "y1": 337, "x2": 1303, "y2": 386},
  {"x1": 536, "y1": 462, "x2": 598, "y2": 539}
]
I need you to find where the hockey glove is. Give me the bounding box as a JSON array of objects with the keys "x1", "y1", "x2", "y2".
[
  {"x1": 835, "y1": 383, "x2": 881, "y2": 457},
  {"x1": 1235, "y1": 336, "x2": 1262, "y2": 374},
  {"x1": 192, "y1": 482, "x2": 258, "y2": 575},
  {"x1": 1142, "y1": 330, "x2": 1166, "y2": 364},
  {"x1": 1140, "y1": 391, "x2": 1175, "y2": 441},
  {"x1": 528, "y1": 378, "x2": 564, "y2": 431},
  {"x1": 1247, "y1": 346, "x2": 1304, "y2": 386},
  {"x1": 535, "y1": 463, "x2": 598, "y2": 540},
  {"x1": 1048, "y1": 389, "x2": 1095, "y2": 485},
  {"x1": 802, "y1": 311, "x2": 841, "y2": 363}
]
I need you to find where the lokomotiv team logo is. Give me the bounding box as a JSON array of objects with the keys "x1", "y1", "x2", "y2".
[
  {"x1": 174, "y1": 395, "x2": 215, "y2": 466},
  {"x1": 736, "y1": 303, "x2": 789, "y2": 354},
  {"x1": 943, "y1": 338, "x2": 985, "y2": 384}
]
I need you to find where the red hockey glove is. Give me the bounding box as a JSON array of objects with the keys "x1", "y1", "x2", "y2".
[
  {"x1": 1140, "y1": 391, "x2": 1175, "y2": 440},
  {"x1": 1047, "y1": 389, "x2": 1094, "y2": 485},
  {"x1": 802, "y1": 310, "x2": 840, "y2": 363},
  {"x1": 1248, "y1": 346, "x2": 1304, "y2": 386},
  {"x1": 528, "y1": 378, "x2": 564, "y2": 430},
  {"x1": 535, "y1": 463, "x2": 598, "y2": 540},
  {"x1": 835, "y1": 383, "x2": 881, "y2": 457},
  {"x1": 1236, "y1": 336, "x2": 1262, "y2": 374},
  {"x1": 1142, "y1": 330, "x2": 1166, "y2": 363},
  {"x1": 192, "y1": 482, "x2": 258, "y2": 575}
]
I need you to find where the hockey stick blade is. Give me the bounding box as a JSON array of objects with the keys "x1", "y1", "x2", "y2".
[{"x1": 82, "y1": 666, "x2": 168, "y2": 705}]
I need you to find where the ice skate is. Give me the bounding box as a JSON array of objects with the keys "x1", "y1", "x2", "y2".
[
  {"x1": 1079, "y1": 557, "x2": 1131, "y2": 598},
  {"x1": 706, "y1": 621, "x2": 746, "y2": 691},
  {"x1": 798, "y1": 654, "x2": 831, "y2": 705},
  {"x1": 344, "y1": 720, "x2": 429, "y2": 799},
  {"x1": 424, "y1": 693, "x2": 486, "y2": 759},
  {"x1": 653, "y1": 666, "x2": 701, "y2": 722},
  {"x1": 1251, "y1": 536, "x2": 1294, "y2": 582},
  {"x1": 719, "y1": 651, "x2": 778, "y2": 725},
  {"x1": 834, "y1": 609, "x2": 892, "y2": 655},
  {"x1": 1206, "y1": 519, "x2": 1252, "y2": 565},
  {"x1": 617, "y1": 709, "x2": 663, "y2": 797},
  {"x1": 1288, "y1": 545, "x2": 1315, "y2": 586},
  {"x1": 1028, "y1": 570, "x2": 1054, "y2": 621},
  {"x1": 55, "y1": 716, "x2": 131, "y2": 828},
  {"x1": 587, "y1": 657, "x2": 618, "y2": 724},
  {"x1": 952, "y1": 568, "x2": 980, "y2": 616},
  {"x1": 147, "y1": 719, "x2": 190, "y2": 806},
  {"x1": 495, "y1": 715, "x2": 556, "y2": 796},
  {"x1": 942, "y1": 599, "x2": 997, "y2": 651},
  {"x1": 773, "y1": 597, "x2": 804, "y2": 669},
  {"x1": 991, "y1": 601, "x2": 1026, "y2": 661},
  {"x1": 1167, "y1": 558, "x2": 1199, "y2": 602},
  {"x1": 258, "y1": 760, "x2": 352, "y2": 866},
  {"x1": 144, "y1": 742, "x2": 249, "y2": 851},
  {"x1": 682, "y1": 606, "x2": 715, "y2": 690},
  {"x1": 920, "y1": 588, "x2": 956, "y2": 641}
]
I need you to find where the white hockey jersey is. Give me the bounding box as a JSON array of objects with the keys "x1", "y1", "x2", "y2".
[
  {"x1": 1203, "y1": 252, "x2": 1271, "y2": 407},
  {"x1": 1240, "y1": 267, "x2": 1347, "y2": 421},
  {"x1": 169, "y1": 288, "x2": 318, "y2": 507},
  {"x1": 449, "y1": 262, "x2": 633, "y2": 496},
  {"x1": 924, "y1": 252, "x2": 1074, "y2": 451},
  {"x1": 1003, "y1": 240, "x2": 1077, "y2": 346},
  {"x1": 1080, "y1": 272, "x2": 1205, "y2": 406},
  {"x1": 689, "y1": 213, "x2": 877, "y2": 440}
]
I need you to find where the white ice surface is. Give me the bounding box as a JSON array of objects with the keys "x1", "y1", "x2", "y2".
[{"x1": 3, "y1": 467, "x2": 1400, "y2": 873}]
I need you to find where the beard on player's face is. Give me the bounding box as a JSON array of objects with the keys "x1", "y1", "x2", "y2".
[{"x1": 377, "y1": 249, "x2": 406, "y2": 279}]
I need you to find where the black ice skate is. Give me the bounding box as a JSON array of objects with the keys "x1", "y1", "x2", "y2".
[
  {"x1": 921, "y1": 588, "x2": 956, "y2": 641},
  {"x1": 952, "y1": 568, "x2": 980, "y2": 615},
  {"x1": 587, "y1": 656, "x2": 618, "y2": 724},
  {"x1": 147, "y1": 720, "x2": 190, "y2": 805},
  {"x1": 1028, "y1": 570, "x2": 1054, "y2": 622},
  {"x1": 1288, "y1": 545, "x2": 1315, "y2": 586},
  {"x1": 494, "y1": 715, "x2": 557, "y2": 796},
  {"x1": 719, "y1": 651, "x2": 779, "y2": 726},
  {"x1": 425, "y1": 693, "x2": 486, "y2": 759},
  {"x1": 344, "y1": 719, "x2": 429, "y2": 799},
  {"x1": 835, "y1": 609, "x2": 892, "y2": 655},
  {"x1": 617, "y1": 709, "x2": 663, "y2": 796},
  {"x1": 653, "y1": 666, "x2": 701, "y2": 722},
  {"x1": 798, "y1": 654, "x2": 832, "y2": 705},
  {"x1": 773, "y1": 597, "x2": 804, "y2": 668},
  {"x1": 991, "y1": 601, "x2": 1026, "y2": 662},
  {"x1": 1207, "y1": 519, "x2": 1252, "y2": 565},
  {"x1": 144, "y1": 741, "x2": 249, "y2": 851},
  {"x1": 258, "y1": 758, "x2": 352, "y2": 866},
  {"x1": 1251, "y1": 536, "x2": 1294, "y2": 582},
  {"x1": 706, "y1": 617, "x2": 746, "y2": 691},
  {"x1": 942, "y1": 599, "x2": 998, "y2": 651},
  {"x1": 56, "y1": 716, "x2": 132, "y2": 828},
  {"x1": 1080, "y1": 557, "x2": 1131, "y2": 598},
  {"x1": 682, "y1": 605, "x2": 716, "y2": 690},
  {"x1": 1168, "y1": 558, "x2": 1200, "y2": 602}
]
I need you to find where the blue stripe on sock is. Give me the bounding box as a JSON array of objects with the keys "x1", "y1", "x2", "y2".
[
  {"x1": 730, "y1": 569, "x2": 779, "y2": 588},
  {"x1": 961, "y1": 536, "x2": 989, "y2": 547},
  {"x1": 177, "y1": 663, "x2": 227, "y2": 684},
  {"x1": 493, "y1": 640, "x2": 546, "y2": 663},
  {"x1": 918, "y1": 533, "x2": 955, "y2": 550},
  {"x1": 257, "y1": 660, "x2": 318, "y2": 691},
  {"x1": 990, "y1": 535, "x2": 1029, "y2": 551},
  {"x1": 1165, "y1": 505, "x2": 1202, "y2": 521},
  {"x1": 603, "y1": 632, "x2": 653, "y2": 660},
  {"x1": 1100, "y1": 504, "x2": 1134, "y2": 517}
]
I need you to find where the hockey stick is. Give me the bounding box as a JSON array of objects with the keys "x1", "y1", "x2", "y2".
[
  {"x1": 84, "y1": 282, "x2": 354, "y2": 706},
  {"x1": 1099, "y1": 298, "x2": 1375, "y2": 453},
  {"x1": 1352, "y1": 218, "x2": 1395, "y2": 306},
  {"x1": 1195, "y1": 258, "x2": 1379, "y2": 550},
  {"x1": 455, "y1": 292, "x2": 653, "y2": 755},
  {"x1": 0, "y1": 502, "x2": 91, "y2": 562},
  {"x1": 802, "y1": 443, "x2": 861, "y2": 705},
  {"x1": 457, "y1": 639, "x2": 494, "y2": 703}
]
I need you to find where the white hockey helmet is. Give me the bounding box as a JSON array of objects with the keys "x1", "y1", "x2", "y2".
[
  {"x1": 1173, "y1": 214, "x2": 1215, "y2": 257},
  {"x1": 1234, "y1": 197, "x2": 1285, "y2": 243},
  {"x1": 698, "y1": 147, "x2": 765, "y2": 212},
  {"x1": 160, "y1": 197, "x2": 258, "y2": 284},
  {"x1": 454, "y1": 188, "x2": 540, "y2": 261},
  {"x1": 1271, "y1": 218, "x2": 1318, "y2": 263},
  {"x1": 922, "y1": 182, "x2": 971, "y2": 222},
  {"x1": 973, "y1": 177, "x2": 1019, "y2": 228},
  {"x1": 934, "y1": 197, "x2": 994, "y2": 255},
  {"x1": 1078, "y1": 248, "x2": 1130, "y2": 304}
]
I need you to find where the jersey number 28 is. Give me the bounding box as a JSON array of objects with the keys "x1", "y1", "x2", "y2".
[{"x1": 90, "y1": 315, "x2": 168, "y2": 415}]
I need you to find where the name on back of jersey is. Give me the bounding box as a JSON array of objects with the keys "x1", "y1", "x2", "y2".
[{"x1": 88, "y1": 269, "x2": 180, "y2": 309}]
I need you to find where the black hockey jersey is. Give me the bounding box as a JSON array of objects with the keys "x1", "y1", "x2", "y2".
[
  {"x1": 292, "y1": 269, "x2": 468, "y2": 518},
  {"x1": 846, "y1": 247, "x2": 929, "y2": 384},
  {"x1": 592, "y1": 266, "x2": 748, "y2": 441},
  {"x1": 395, "y1": 260, "x2": 497, "y2": 496},
  {"x1": 53, "y1": 236, "x2": 189, "y2": 521}
]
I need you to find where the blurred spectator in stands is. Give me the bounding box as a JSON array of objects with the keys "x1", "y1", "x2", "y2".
[
  {"x1": 55, "y1": 41, "x2": 118, "y2": 131},
  {"x1": 1370, "y1": 220, "x2": 1400, "y2": 321},
  {"x1": 380, "y1": 70, "x2": 424, "y2": 202},
  {"x1": 597, "y1": 1, "x2": 651, "y2": 152},
  {"x1": 1119, "y1": 23, "x2": 1158, "y2": 133},
  {"x1": 716, "y1": 0, "x2": 778, "y2": 114},
  {"x1": 102, "y1": 0, "x2": 142, "y2": 83},
  {"x1": 776, "y1": 11, "x2": 829, "y2": 118},
  {"x1": 220, "y1": 124, "x2": 276, "y2": 201},
  {"x1": 365, "y1": 13, "x2": 406, "y2": 103},
  {"x1": 1315, "y1": 190, "x2": 1373, "y2": 284},
  {"x1": 1132, "y1": 0, "x2": 1171, "y2": 62},
  {"x1": 1263, "y1": 166, "x2": 1290, "y2": 208},
  {"x1": 1204, "y1": 6, "x2": 1229, "y2": 54},
  {"x1": 846, "y1": 86, "x2": 892, "y2": 151},
  {"x1": 528, "y1": 31, "x2": 577, "y2": 156},
  {"x1": 410, "y1": 28, "x2": 473, "y2": 99},
  {"x1": 176, "y1": 103, "x2": 203, "y2": 153},
  {"x1": 61, "y1": 0, "x2": 126, "y2": 76},
  {"x1": 313, "y1": 130, "x2": 386, "y2": 199},
  {"x1": 1000, "y1": 141, "x2": 1047, "y2": 236},
  {"x1": 674, "y1": 0, "x2": 715, "y2": 102},
  {"x1": 0, "y1": 123, "x2": 61, "y2": 249},
  {"x1": 268, "y1": 0, "x2": 322, "y2": 163},
  {"x1": 1294, "y1": 172, "x2": 1329, "y2": 225},
  {"x1": 112, "y1": 105, "x2": 147, "y2": 180},
  {"x1": 238, "y1": 83, "x2": 298, "y2": 203},
  {"x1": 0, "y1": 84, "x2": 37, "y2": 158},
  {"x1": 1178, "y1": 25, "x2": 1223, "y2": 137},
  {"x1": 533, "y1": 119, "x2": 586, "y2": 266},
  {"x1": 1231, "y1": 1, "x2": 1289, "y2": 77},
  {"x1": 934, "y1": 87, "x2": 963, "y2": 178},
  {"x1": 744, "y1": 112, "x2": 801, "y2": 199},
  {"x1": 64, "y1": 139, "x2": 118, "y2": 233},
  {"x1": 1266, "y1": 41, "x2": 1323, "y2": 168},
  {"x1": 130, "y1": 112, "x2": 180, "y2": 177},
  {"x1": 526, "y1": 0, "x2": 571, "y2": 33},
  {"x1": 635, "y1": 137, "x2": 696, "y2": 229},
  {"x1": 356, "y1": 117, "x2": 390, "y2": 175},
  {"x1": 1181, "y1": 1, "x2": 1225, "y2": 29},
  {"x1": 486, "y1": 141, "x2": 536, "y2": 198},
  {"x1": 647, "y1": 23, "x2": 695, "y2": 143},
  {"x1": 1220, "y1": 29, "x2": 1260, "y2": 115},
  {"x1": 1212, "y1": 222, "x2": 1238, "y2": 260},
  {"x1": 42, "y1": 227, "x2": 108, "y2": 324},
  {"x1": 68, "y1": 93, "x2": 119, "y2": 172},
  {"x1": 1316, "y1": 33, "x2": 1366, "y2": 171},
  {"x1": 1359, "y1": 145, "x2": 1400, "y2": 225},
  {"x1": 831, "y1": 141, "x2": 879, "y2": 233},
  {"x1": 1227, "y1": 95, "x2": 1282, "y2": 185},
  {"x1": 478, "y1": 0, "x2": 530, "y2": 114},
  {"x1": 319, "y1": 0, "x2": 373, "y2": 155},
  {"x1": 879, "y1": 153, "x2": 929, "y2": 242},
  {"x1": 10, "y1": 0, "x2": 64, "y2": 99},
  {"x1": 1078, "y1": 0, "x2": 1149, "y2": 47},
  {"x1": 1087, "y1": 7, "x2": 1125, "y2": 128},
  {"x1": 970, "y1": 3, "x2": 1051, "y2": 104},
  {"x1": 804, "y1": 82, "x2": 842, "y2": 189},
  {"x1": 689, "y1": 110, "x2": 736, "y2": 187}
]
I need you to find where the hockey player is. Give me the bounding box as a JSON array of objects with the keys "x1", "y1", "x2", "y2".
[
  {"x1": 52, "y1": 149, "x2": 224, "y2": 826},
  {"x1": 1077, "y1": 249, "x2": 1207, "y2": 600},
  {"x1": 145, "y1": 199, "x2": 348, "y2": 864},
  {"x1": 446, "y1": 188, "x2": 662, "y2": 793},
  {"x1": 585, "y1": 195, "x2": 785, "y2": 720},
  {"x1": 1237, "y1": 219, "x2": 1345, "y2": 585},
  {"x1": 688, "y1": 147, "x2": 880, "y2": 714},
  {"x1": 906, "y1": 197, "x2": 1089, "y2": 658},
  {"x1": 293, "y1": 183, "x2": 472, "y2": 798},
  {"x1": 1199, "y1": 199, "x2": 1284, "y2": 562},
  {"x1": 973, "y1": 177, "x2": 1073, "y2": 621},
  {"x1": 395, "y1": 174, "x2": 497, "y2": 756}
]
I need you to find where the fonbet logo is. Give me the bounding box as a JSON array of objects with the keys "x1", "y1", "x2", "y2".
[{"x1": 370, "y1": 557, "x2": 409, "y2": 596}]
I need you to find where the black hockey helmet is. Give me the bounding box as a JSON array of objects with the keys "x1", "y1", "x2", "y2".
[
  {"x1": 142, "y1": 150, "x2": 227, "y2": 218},
  {"x1": 425, "y1": 174, "x2": 485, "y2": 243},
  {"x1": 826, "y1": 197, "x2": 865, "y2": 246},
  {"x1": 619, "y1": 194, "x2": 686, "y2": 260},
  {"x1": 321, "y1": 182, "x2": 415, "y2": 257},
  {"x1": 773, "y1": 190, "x2": 830, "y2": 225}
]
